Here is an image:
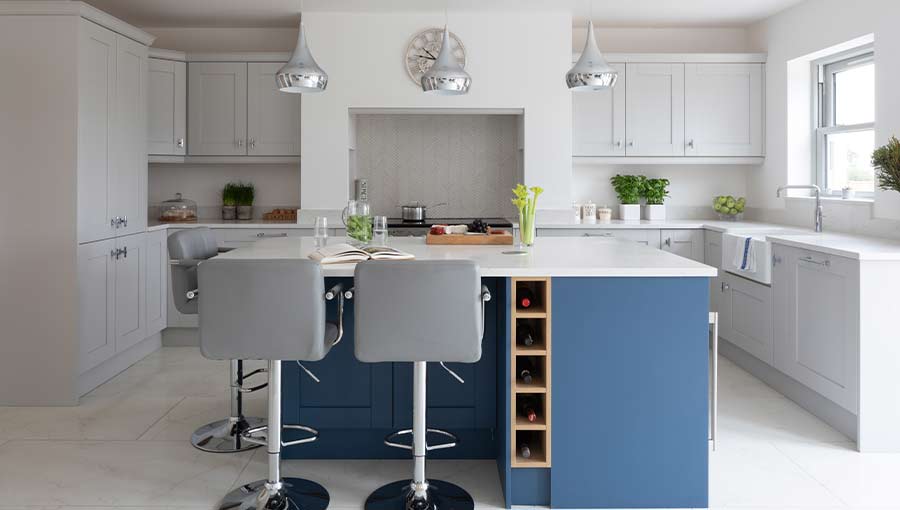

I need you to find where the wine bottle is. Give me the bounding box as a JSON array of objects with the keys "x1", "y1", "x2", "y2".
[
  {"x1": 518, "y1": 358, "x2": 535, "y2": 384},
  {"x1": 520, "y1": 443, "x2": 532, "y2": 459},
  {"x1": 520, "y1": 397, "x2": 538, "y2": 422},
  {"x1": 518, "y1": 287, "x2": 535, "y2": 309},
  {"x1": 516, "y1": 324, "x2": 536, "y2": 347}
]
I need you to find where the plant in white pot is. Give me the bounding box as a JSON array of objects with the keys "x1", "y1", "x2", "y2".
[
  {"x1": 642, "y1": 178, "x2": 669, "y2": 221},
  {"x1": 610, "y1": 174, "x2": 642, "y2": 221}
]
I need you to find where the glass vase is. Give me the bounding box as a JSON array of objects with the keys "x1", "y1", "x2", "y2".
[{"x1": 518, "y1": 210, "x2": 536, "y2": 247}]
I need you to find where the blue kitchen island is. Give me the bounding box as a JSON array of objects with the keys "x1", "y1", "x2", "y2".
[{"x1": 219, "y1": 236, "x2": 715, "y2": 509}]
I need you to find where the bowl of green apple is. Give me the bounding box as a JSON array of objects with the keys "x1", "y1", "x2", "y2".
[{"x1": 713, "y1": 195, "x2": 746, "y2": 220}]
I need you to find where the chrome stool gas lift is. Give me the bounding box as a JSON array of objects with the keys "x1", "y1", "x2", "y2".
[
  {"x1": 354, "y1": 260, "x2": 490, "y2": 510},
  {"x1": 168, "y1": 227, "x2": 266, "y2": 453},
  {"x1": 198, "y1": 258, "x2": 349, "y2": 510}
]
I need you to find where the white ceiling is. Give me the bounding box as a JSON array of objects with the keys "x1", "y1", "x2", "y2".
[{"x1": 82, "y1": 0, "x2": 804, "y2": 28}]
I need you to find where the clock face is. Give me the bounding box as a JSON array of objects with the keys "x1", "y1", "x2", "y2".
[{"x1": 405, "y1": 28, "x2": 467, "y2": 85}]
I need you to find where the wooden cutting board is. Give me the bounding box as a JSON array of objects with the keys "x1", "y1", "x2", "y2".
[{"x1": 426, "y1": 230, "x2": 514, "y2": 245}]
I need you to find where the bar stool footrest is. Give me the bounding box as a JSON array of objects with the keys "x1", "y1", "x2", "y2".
[
  {"x1": 383, "y1": 428, "x2": 458, "y2": 452},
  {"x1": 282, "y1": 423, "x2": 320, "y2": 447}
]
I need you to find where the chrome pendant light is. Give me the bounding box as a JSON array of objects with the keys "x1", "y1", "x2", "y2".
[
  {"x1": 276, "y1": 0, "x2": 327, "y2": 93},
  {"x1": 421, "y1": 4, "x2": 471, "y2": 95},
  {"x1": 566, "y1": 3, "x2": 617, "y2": 91}
]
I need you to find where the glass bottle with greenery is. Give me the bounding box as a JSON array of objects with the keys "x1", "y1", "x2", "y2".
[{"x1": 512, "y1": 184, "x2": 543, "y2": 247}]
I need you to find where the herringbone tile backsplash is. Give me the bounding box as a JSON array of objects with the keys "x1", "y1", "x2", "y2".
[{"x1": 354, "y1": 114, "x2": 521, "y2": 219}]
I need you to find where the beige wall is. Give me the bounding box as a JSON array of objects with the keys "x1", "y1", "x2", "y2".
[{"x1": 0, "y1": 16, "x2": 80, "y2": 405}]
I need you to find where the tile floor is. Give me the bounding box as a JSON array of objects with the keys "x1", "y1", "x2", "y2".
[{"x1": 0, "y1": 348, "x2": 893, "y2": 509}]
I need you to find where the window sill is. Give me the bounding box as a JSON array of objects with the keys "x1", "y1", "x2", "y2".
[{"x1": 785, "y1": 195, "x2": 874, "y2": 205}]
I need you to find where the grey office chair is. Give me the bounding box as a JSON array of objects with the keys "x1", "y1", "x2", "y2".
[
  {"x1": 199, "y1": 258, "x2": 350, "y2": 510},
  {"x1": 354, "y1": 260, "x2": 490, "y2": 510},
  {"x1": 168, "y1": 227, "x2": 266, "y2": 453}
]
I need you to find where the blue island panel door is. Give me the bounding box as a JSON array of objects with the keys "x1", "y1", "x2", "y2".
[{"x1": 551, "y1": 277, "x2": 709, "y2": 509}]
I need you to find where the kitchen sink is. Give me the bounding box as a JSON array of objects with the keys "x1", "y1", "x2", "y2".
[{"x1": 722, "y1": 228, "x2": 815, "y2": 284}]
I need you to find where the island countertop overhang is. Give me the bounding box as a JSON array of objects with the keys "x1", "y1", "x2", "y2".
[{"x1": 216, "y1": 236, "x2": 718, "y2": 278}]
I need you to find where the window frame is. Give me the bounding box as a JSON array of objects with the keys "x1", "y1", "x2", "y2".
[{"x1": 813, "y1": 47, "x2": 875, "y2": 197}]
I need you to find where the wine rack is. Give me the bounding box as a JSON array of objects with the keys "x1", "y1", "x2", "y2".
[{"x1": 511, "y1": 278, "x2": 551, "y2": 467}]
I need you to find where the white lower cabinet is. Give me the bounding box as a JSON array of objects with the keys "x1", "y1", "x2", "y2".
[
  {"x1": 661, "y1": 229, "x2": 704, "y2": 262},
  {"x1": 537, "y1": 228, "x2": 661, "y2": 248},
  {"x1": 146, "y1": 229, "x2": 168, "y2": 336},
  {"x1": 773, "y1": 244, "x2": 859, "y2": 412},
  {"x1": 78, "y1": 232, "x2": 147, "y2": 374},
  {"x1": 718, "y1": 272, "x2": 774, "y2": 365}
]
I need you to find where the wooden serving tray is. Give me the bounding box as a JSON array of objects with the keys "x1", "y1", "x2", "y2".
[{"x1": 426, "y1": 230, "x2": 514, "y2": 245}]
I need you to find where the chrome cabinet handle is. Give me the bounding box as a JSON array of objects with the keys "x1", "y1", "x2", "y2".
[
  {"x1": 121, "y1": 246, "x2": 127, "y2": 259},
  {"x1": 121, "y1": 215, "x2": 127, "y2": 228},
  {"x1": 687, "y1": 139, "x2": 695, "y2": 149},
  {"x1": 627, "y1": 140, "x2": 635, "y2": 147},
  {"x1": 111, "y1": 217, "x2": 118, "y2": 228},
  {"x1": 111, "y1": 249, "x2": 118, "y2": 259},
  {"x1": 583, "y1": 232, "x2": 613, "y2": 237},
  {"x1": 177, "y1": 138, "x2": 185, "y2": 149},
  {"x1": 800, "y1": 255, "x2": 830, "y2": 267},
  {"x1": 614, "y1": 140, "x2": 622, "y2": 148},
  {"x1": 773, "y1": 255, "x2": 782, "y2": 265},
  {"x1": 256, "y1": 232, "x2": 289, "y2": 238},
  {"x1": 664, "y1": 237, "x2": 672, "y2": 247},
  {"x1": 248, "y1": 138, "x2": 256, "y2": 149},
  {"x1": 236, "y1": 139, "x2": 244, "y2": 147},
  {"x1": 721, "y1": 282, "x2": 730, "y2": 292}
]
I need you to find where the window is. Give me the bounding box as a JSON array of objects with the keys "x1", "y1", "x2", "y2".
[{"x1": 815, "y1": 50, "x2": 875, "y2": 196}]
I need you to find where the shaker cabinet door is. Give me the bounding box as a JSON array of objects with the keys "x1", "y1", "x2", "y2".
[
  {"x1": 625, "y1": 63, "x2": 685, "y2": 156},
  {"x1": 148, "y1": 58, "x2": 186, "y2": 155},
  {"x1": 78, "y1": 239, "x2": 117, "y2": 373},
  {"x1": 773, "y1": 246, "x2": 859, "y2": 412},
  {"x1": 77, "y1": 21, "x2": 117, "y2": 244},
  {"x1": 112, "y1": 35, "x2": 148, "y2": 237},
  {"x1": 114, "y1": 233, "x2": 147, "y2": 353},
  {"x1": 572, "y1": 62, "x2": 625, "y2": 156},
  {"x1": 685, "y1": 63, "x2": 763, "y2": 157},
  {"x1": 719, "y1": 273, "x2": 773, "y2": 365},
  {"x1": 145, "y1": 229, "x2": 168, "y2": 336},
  {"x1": 661, "y1": 229, "x2": 705, "y2": 263},
  {"x1": 188, "y1": 62, "x2": 248, "y2": 155},
  {"x1": 247, "y1": 62, "x2": 301, "y2": 156}
]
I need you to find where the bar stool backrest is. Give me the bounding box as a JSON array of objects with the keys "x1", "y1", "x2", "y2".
[
  {"x1": 354, "y1": 260, "x2": 483, "y2": 363},
  {"x1": 168, "y1": 227, "x2": 219, "y2": 314},
  {"x1": 198, "y1": 258, "x2": 329, "y2": 362}
]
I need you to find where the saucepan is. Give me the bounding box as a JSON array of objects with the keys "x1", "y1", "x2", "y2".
[{"x1": 398, "y1": 201, "x2": 446, "y2": 222}]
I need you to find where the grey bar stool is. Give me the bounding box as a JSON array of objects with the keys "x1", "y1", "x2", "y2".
[
  {"x1": 354, "y1": 260, "x2": 491, "y2": 510},
  {"x1": 168, "y1": 227, "x2": 266, "y2": 453},
  {"x1": 199, "y1": 258, "x2": 349, "y2": 510}
]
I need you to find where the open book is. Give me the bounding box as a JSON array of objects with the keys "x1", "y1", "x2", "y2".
[{"x1": 309, "y1": 243, "x2": 415, "y2": 264}]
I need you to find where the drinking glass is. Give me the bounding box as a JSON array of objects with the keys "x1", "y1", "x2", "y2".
[
  {"x1": 372, "y1": 216, "x2": 388, "y2": 246},
  {"x1": 314, "y1": 216, "x2": 328, "y2": 247}
]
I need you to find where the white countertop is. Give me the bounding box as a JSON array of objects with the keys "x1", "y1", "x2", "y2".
[
  {"x1": 216, "y1": 236, "x2": 718, "y2": 278},
  {"x1": 766, "y1": 232, "x2": 900, "y2": 261}
]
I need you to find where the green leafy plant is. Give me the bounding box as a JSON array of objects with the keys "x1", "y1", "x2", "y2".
[
  {"x1": 873, "y1": 136, "x2": 900, "y2": 193},
  {"x1": 642, "y1": 178, "x2": 670, "y2": 205},
  {"x1": 236, "y1": 182, "x2": 255, "y2": 206},
  {"x1": 222, "y1": 183, "x2": 239, "y2": 206},
  {"x1": 610, "y1": 174, "x2": 643, "y2": 205},
  {"x1": 511, "y1": 184, "x2": 544, "y2": 246}
]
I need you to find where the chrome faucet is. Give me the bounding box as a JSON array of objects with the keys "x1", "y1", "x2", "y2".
[{"x1": 776, "y1": 185, "x2": 823, "y2": 232}]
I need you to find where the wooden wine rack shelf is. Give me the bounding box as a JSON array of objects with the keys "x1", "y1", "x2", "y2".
[{"x1": 511, "y1": 277, "x2": 551, "y2": 468}]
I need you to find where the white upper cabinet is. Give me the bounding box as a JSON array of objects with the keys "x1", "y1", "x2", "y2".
[
  {"x1": 77, "y1": 21, "x2": 117, "y2": 244},
  {"x1": 572, "y1": 62, "x2": 625, "y2": 156},
  {"x1": 112, "y1": 35, "x2": 148, "y2": 237},
  {"x1": 626, "y1": 63, "x2": 685, "y2": 157},
  {"x1": 188, "y1": 62, "x2": 248, "y2": 156},
  {"x1": 247, "y1": 62, "x2": 301, "y2": 156},
  {"x1": 148, "y1": 58, "x2": 186, "y2": 155},
  {"x1": 685, "y1": 63, "x2": 763, "y2": 157}
]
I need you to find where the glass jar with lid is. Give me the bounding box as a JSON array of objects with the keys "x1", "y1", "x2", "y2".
[{"x1": 158, "y1": 193, "x2": 198, "y2": 222}]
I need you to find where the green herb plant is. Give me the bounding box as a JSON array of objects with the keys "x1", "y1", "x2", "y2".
[
  {"x1": 236, "y1": 182, "x2": 255, "y2": 206},
  {"x1": 873, "y1": 136, "x2": 900, "y2": 194},
  {"x1": 610, "y1": 174, "x2": 643, "y2": 205},
  {"x1": 511, "y1": 184, "x2": 544, "y2": 246},
  {"x1": 222, "y1": 183, "x2": 238, "y2": 206},
  {"x1": 642, "y1": 178, "x2": 670, "y2": 205}
]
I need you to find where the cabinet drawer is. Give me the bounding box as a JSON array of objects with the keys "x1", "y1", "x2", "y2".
[
  {"x1": 538, "y1": 228, "x2": 661, "y2": 248},
  {"x1": 216, "y1": 228, "x2": 311, "y2": 243}
]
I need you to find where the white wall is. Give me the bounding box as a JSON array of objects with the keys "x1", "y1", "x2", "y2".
[
  {"x1": 748, "y1": 0, "x2": 900, "y2": 232},
  {"x1": 300, "y1": 11, "x2": 573, "y2": 209},
  {"x1": 574, "y1": 26, "x2": 751, "y2": 54}
]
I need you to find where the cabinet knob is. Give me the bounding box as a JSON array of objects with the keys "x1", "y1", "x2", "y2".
[
  {"x1": 721, "y1": 282, "x2": 730, "y2": 292},
  {"x1": 248, "y1": 138, "x2": 256, "y2": 149},
  {"x1": 687, "y1": 139, "x2": 695, "y2": 149},
  {"x1": 236, "y1": 139, "x2": 244, "y2": 147},
  {"x1": 627, "y1": 140, "x2": 635, "y2": 147},
  {"x1": 614, "y1": 140, "x2": 622, "y2": 148},
  {"x1": 664, "y1": 237, "x2": 672, "y2": 247},
  {"x1": 177, "y1": 138, "x2": 185, "y2": 149}
]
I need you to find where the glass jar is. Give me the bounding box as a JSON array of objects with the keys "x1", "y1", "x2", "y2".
[
  {"x1": 342, "y1": 200, "x2": 372, "y2": 245},
  {"x1": 159, "y1": 193, "x2": 197, "y2": 222}
]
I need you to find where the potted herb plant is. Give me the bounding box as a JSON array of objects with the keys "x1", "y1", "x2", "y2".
[
  {"x1": 610, "y1": 174, "x2": 642, "y2": 221},
  {"x1": 642, "y1": 177, "x2": 670, "y2": 221},
  {"x1": 236, "y1": 182, "x2": 255, "y2": 220},
  {"x1": 873, "y1": 136, "x2": 900, "y2": 194},
  {"x1": 222, "y1": 183, "x2": 238, "y2": 220}
]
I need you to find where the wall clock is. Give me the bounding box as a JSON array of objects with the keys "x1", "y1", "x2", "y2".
[{"x1": 404, "y1": 27, "x2": 467, "y2": 85}]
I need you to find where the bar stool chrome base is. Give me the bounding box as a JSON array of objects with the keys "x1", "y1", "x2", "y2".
[
  {"x1": 365, "y1": 479, "x2": 474, "y2": 510},
  {"x1": 219, "y1": 478, "x2": 329, "y2": 510},
  {"x1": 191, "y1": 416, "x2": 265, "y2": 453}
]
